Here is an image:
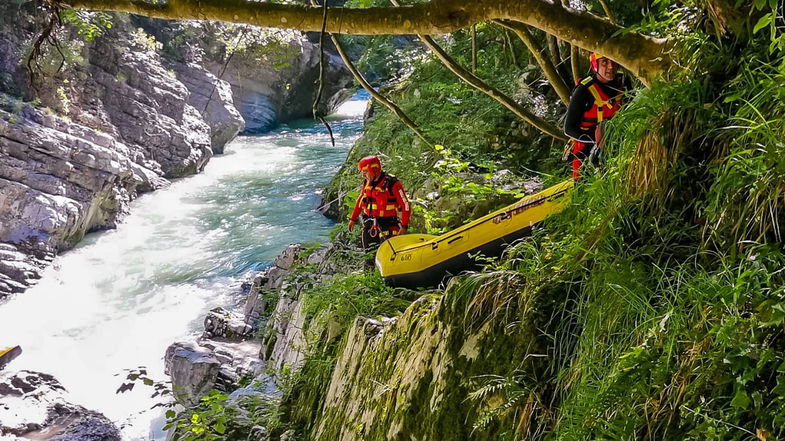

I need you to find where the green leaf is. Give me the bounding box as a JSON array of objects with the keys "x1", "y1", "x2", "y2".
[
  {"x1": 731, "y1": 390, "x2": 751, "y2": 409},
  {"x1": 753, "y1": 13, "x2": 773, "y2": 34},
  {"x1": 214, "y1": 422, "x2": 226, "y2": 434},
  {"x1": 166, "y1": 410, "x2": 176, "y2": 419},
  {"x1": 772, "y1": 376, "x2": 785, "y2": 396}
]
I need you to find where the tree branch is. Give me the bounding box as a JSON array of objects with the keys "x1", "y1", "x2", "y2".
[
  {"x1": 327, "y1": 35, "x2": 432, "y2": 145},
  {"x1": 597, "y1": 0, "x2": 616, "y2": 24},
  {"x1": 417, "y1": 33, "x2": 565, "y2": 140},
  {"x1": 495, "y1": 19, "x2": 570, "y2": 105},
  {"x1": 65, "y1": 0, "x2": 671, "y2": 84},
  {"x1": 570, "y1": 45, "x2": 581, "y2": 85}
]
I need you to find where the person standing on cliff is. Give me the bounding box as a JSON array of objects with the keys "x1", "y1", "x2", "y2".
[
  {"x1": 347, "y1": 156, "x2": 411, "y2": 249},
  {"x1": 563, "y1": 52, "x2": 630, "y2": 180}
]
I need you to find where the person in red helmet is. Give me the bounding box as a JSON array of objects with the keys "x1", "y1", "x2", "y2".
[
  {"x1": 348, "y1": 156, "x2": 411, "y2": 248},
  {"x1": 563, "y1": 52, "x2": 630, "y2": 180}
]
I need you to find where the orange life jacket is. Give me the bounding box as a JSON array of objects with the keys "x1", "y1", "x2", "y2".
[{"x1": 360, "y1": 174, "x2": 402, "y2": 219}]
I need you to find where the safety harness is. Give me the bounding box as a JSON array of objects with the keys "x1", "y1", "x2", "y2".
[{"x1": 562, "y1": 76, "x2": 624, "y2": 162}]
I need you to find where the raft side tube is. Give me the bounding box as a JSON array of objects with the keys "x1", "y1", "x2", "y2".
[{"x1": 383, "y1": 226, "x2": 534, "y2": 289}]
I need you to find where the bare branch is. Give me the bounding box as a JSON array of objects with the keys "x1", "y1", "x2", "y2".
[{"x1": 495, "y1": 19, "x2": 570, "y2": 105}]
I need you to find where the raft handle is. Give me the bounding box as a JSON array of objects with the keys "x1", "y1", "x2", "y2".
[{"x1": 446, "y1": 235, "x2": 464, "y2": 245}]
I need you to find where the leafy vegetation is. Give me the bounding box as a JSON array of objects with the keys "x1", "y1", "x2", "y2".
[{"x1": 294, "y1": 1, "x2": 785, "y2": 440}]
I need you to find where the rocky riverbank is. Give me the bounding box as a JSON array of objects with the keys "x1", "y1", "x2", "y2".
[{"x1": 0, "y1": 4, "x2": 350, "y2": 298}]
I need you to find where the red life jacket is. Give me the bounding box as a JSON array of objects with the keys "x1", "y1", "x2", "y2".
[{"x1": 359, "y1": 174, "x2": 401, "y2": 218}]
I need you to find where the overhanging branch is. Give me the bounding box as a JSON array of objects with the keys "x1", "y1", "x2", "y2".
[{"x1": 65, "y1": 0, "x2": 672, "y2": 83}]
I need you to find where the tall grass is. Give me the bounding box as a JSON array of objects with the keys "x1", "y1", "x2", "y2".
[{"x1": 703, "y1": 57, "x2": 785, "y2": 250}]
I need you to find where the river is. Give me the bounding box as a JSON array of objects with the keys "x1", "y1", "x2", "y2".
[{"x1": 0, "y1": 92, "x2": 367, "y2": 440}]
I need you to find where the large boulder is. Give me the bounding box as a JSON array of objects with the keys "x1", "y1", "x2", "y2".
[
  {"x1": 164, "y1": 341, "x2": 221, "y2": 406},
  {"x1": 164, "y1": 339, "x2": 264, "y2": 405}
]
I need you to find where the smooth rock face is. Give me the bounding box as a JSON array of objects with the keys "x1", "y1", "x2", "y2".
[
  {"x1": 205, "y1": 35, "x2": 352, "y2": 133},
  {"x1": 0, "y1": 370, "x2": 121, "y2": 440}
]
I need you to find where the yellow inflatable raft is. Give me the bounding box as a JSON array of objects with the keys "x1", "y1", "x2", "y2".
[{"x1": 376, "y1": 180, "x2": 573, "y2": 288}]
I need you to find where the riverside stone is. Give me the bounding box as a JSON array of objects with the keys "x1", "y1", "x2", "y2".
[
  {"x1": 203, "y1": 307, "x2": 253, "y2": 340},
  {"x1": 164, "y1": 341, "x2": 221, "y2": 406},
  {"x1": 0, "y1": 370, "x2": 120, "y2": 440}
]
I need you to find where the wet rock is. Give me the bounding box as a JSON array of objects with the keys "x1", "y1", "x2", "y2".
[
  {"x1": 49, "y1": 414, "x2": 121, "y2": 441},
  {"x1": 203, "y1": 307, "x2": 253, "y2": 340},
  {"x1": 0, "y1": 370, "x2": 120, "y2": 440}
]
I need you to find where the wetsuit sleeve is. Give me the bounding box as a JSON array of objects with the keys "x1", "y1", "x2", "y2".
[
  {"x1": 349, "y1": 190, "x2": 363, "y2": 222},
  {"x1": 564, "y1": 85, "x2": 596, "y2": 145},
  {"x1": 393, "y1": 181, "x2": 411, "y2": 227}
]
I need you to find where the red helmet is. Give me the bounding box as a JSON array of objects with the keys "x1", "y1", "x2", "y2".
[
  {"x1": 589, "y1": 52, "x2": 607, "y2": 72},
  {"x1": 358, "y1": 156, "x2": 382, "y2": 177}
]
